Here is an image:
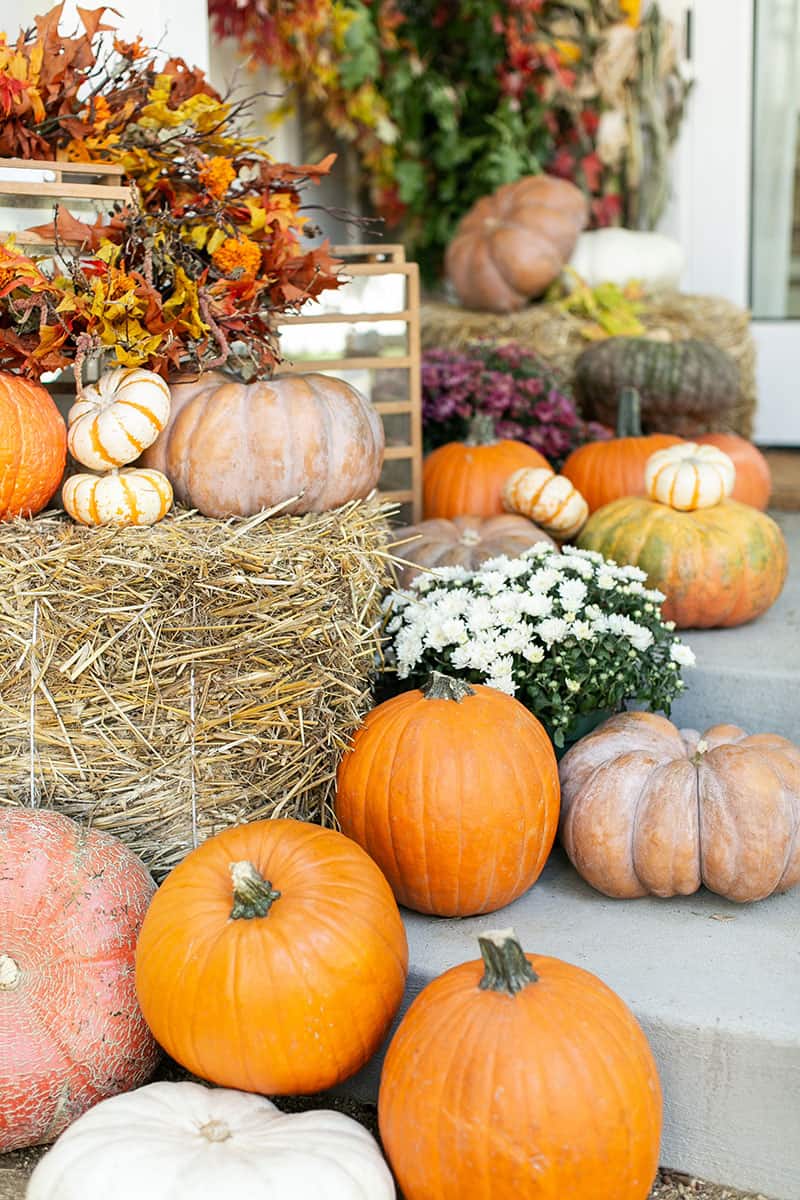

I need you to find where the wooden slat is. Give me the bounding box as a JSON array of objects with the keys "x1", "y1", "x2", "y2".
[
  {"x1": 338, "y1": 262, "x2": 415, "y2": 277},
  {"x1": 0, "y1": 157, "x2": 125, "y2": 182},
  {"x1": 383, "y1": 445, "x2": 414, "y2": 460},
  {"x1": 379, "y1": 489, "x2": 415, "y2": 502},
  {"x1": 278, "y1": 356, "x2": 412, "y2": 373},
  {"x1": 333, "y1": 243, "x2": 406, "y2": 262},
  {"x1": 406, "y1": 261, "x2": 423, "y2": 521},
  {"x1": 0, "y1": 180, "x2": 129, "y2": 201},
  {"x1": 374, "y1": 400, "x2": 413, "y2": 415},
  {"x1": 279, "y1": 310, "x2": 411, "y2": 325}
]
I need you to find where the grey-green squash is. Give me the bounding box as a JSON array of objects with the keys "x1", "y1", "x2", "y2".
[{"x1": 574, "y1": 338, "x2": 740, "y2": 436}]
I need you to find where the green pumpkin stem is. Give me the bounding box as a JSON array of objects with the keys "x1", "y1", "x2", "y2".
[
  {"x1": 616, "y1": 388, "x2": 643, "y2": 438},
  {"x1": 478, "y1": 928, "x2": 538, "y2": 995},
  {"x1": 467, "y1": 413, "x2": 497, "y2": 446},
  {"x1": 422, "y1": 672, "x2": 476, "y2": 703},
  {"x1": 229, "y1": 861, "x2": 281, "y2": 920}
]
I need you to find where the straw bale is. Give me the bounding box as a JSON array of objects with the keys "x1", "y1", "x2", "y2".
[
  {"x1": 0, "y1": 502, "x2": 392, "y2": 877},
  {"x1": 421, "y1": 291, "x2": 756, "y2": 437}
]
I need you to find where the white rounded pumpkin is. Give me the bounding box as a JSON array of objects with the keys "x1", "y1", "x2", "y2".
[
  {"x1": 68, "y1": 367, "x2": 171, "y2": 471},
  {"x1": 62, "y1": 468, "x2": 173, "y2": 526},
  {"x1": 26, "y1": 1080, "x2": 396, "y2": 1200},
  {"x1": 645, "y1": 442, "x2": 735, "y2": 511},
  {"x1": 502, "y1": 467, "x2": 589, "y2": 539},
  {"x1": 568, "y1": 228, "x2": 685, "y2": 291}
]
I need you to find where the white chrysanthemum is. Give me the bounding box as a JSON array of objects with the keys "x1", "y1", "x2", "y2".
[
  {"x1": 522, "y1": 643, "x2": 545, "y2": 664},
  {"x1": 490, "y1": 591, "x2": 524, "y2": 621},
  {"x1": 606, "y1": 613, "x2": 653, "y2": 652},
  {"x1": 466, "y1": 638, "x2": 499, "y2": 673},
  {"x1": 571, "y1": 620, "x2": 594, "y2": 641},
  {"x1": 486, "y1": 656, "x2": 516, "y2": 695},
  {"x1": 565, "y1": 678, "x2": 581, "y2": 693},
  {"x1": 395, "y1": 628, "x2": 424, "y2": 675},
  {"x1": 645, "y1": 587, "x2": 667, "y2": 603},
  {"x1": 521, "y1": 541, "x2": 555, "y2": 559},
  {"x1": 597, "y1": 571, "x2": 616, "y2": 590},
  {"x1": 530, "y1": 567, "x2": 560, "y2": 594},
  {"x1": 569, "y1": 548, "x2": 604, "y2": 562},
  {"x1": 558, "y1": 577, "x2": 588, "y2": 611},
  {"x1": 519, "y1": 592, "x2": 553, "y2": 620},
  {"x1": 495, "y1": 625, "x2": 531, "y2": 655},
  {"x1": 478, "y1": 570, "x2": 507, "y2": 596},
  {"x1": 620, "y1": 564, "x2": 648, "y2": 582},
  {"x1": 537, "y1": 616, "x2": 570, "y2": 645},
  {"x1": 479, "y1": 554, "x2": 515, "y2": 575},
  {"x1": 386, "y1": 615, "x2": 403, "y2": 634},
  {"x1": 466, "y1": 595, "x2": 496, "y2": 632},
  {"x1": 502, "y1": 557, "x2": 532, "y2": 579},
  {"x1": 429, "y1": 564, "x2": 470, "y2": 582},
  {"x1": 561, "y1": 555, "x2": 594, "y2": 578},
  {"x1": 432, "y1": 591, "x2": 470, "y2": 619},
  {"x1": 670, "y1": 641, "x2": 697, "y2": 667}
]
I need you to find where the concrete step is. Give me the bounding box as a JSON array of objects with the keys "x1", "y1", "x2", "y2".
[{"x1": 342, "y1": 513, "x2": 800, "y2": 1199}]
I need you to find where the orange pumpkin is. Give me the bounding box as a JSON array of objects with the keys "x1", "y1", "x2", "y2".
[
  {"x1": 423, "y1": 415, "x2": 550, "y2": 519},
  {"x1": 577, "y1": 495, "x2": 788, "y2": 628},
  {"x1": 379, "y1": 928, "x2": 662, "y2": 1200},
  {"x1": 393, "y1": 513, "x2": 555, "y2": 586},
  {"x1": 694, "y1": 432, "x2": 772, "y2": 510},
  {"x1": 560, "y1": 712, "x2": 800, "y2": 901},
  {"x1": 135, "y1": 819, "x2": 408, "y2": 1095},
  {"x1": 335, "y1": 674, "x2": 559, "y2": 916},
  {"x1": 445, "y1": 175, "x2": 589, "y2": 312},
  {"x1": 0, "y1": 809, "x2": 158, "y2": 1152},
  {"x1": 561, "y1": 388, "x2": 681, "y2": 512},
  {"x1": 141, "y1": 371, "x2": 385, "y2": 518},
  {"x1": 0, "y1": 373, "x2": 66, "y2": 520}
]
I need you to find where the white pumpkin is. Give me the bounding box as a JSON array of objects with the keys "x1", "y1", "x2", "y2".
[
  {"x1": 645, "y1": 442, "x2": 736, "y2": 511},
  {"x1": 568, "y1": 228, "x2": 685, "y2": 291},
  {"x1": 62, "y1": 468, "x2": 173, "y2": 527},
  {"x1": 68, "y1": 367, "x2": 171, "y2": 471},
  {"x1": 503, "y1": 467, "x2": 589, "y2": 540},
  {"x1": 27, "y1": 1081, "x2": 396, "y2": 1200}
]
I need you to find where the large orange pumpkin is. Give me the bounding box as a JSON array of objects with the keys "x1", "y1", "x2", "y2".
[
  {"x1": 0, "y1": 809, "x2": 158, "y2": 1152},
  {"x1": 141, "y1": 371, "x2": 385, "y2": 517},
  {"x1": 0, "y1": 373, "x2": 66, "y2": 520},
  {"x1": 379, "y1": 928, "x2": 662, "y2": 1200},
  {"x1": 694, "y1": 432, "x2": 772, "y2": 510},
  {"x1": 561, "y1": 388, "x2": 681, "y2": 512},
  {"x1": 577, "y1": 495, "x2": 788, "y2": 627},
  {"x1": 135, "y1": 819, "x2": 408, "y2": 1095},
  {"x1": 423, "y1": 415, "x2": 550, "y2": 519},
  {"x1": 445, "y1": 175, "x2": 589, "y2": 312},
  {"x1": 336, "y1": 674, "x2": 559, "y2": 916},
  {"x1": 560, "y1": 711, "x2": 800, "y2": 902}
]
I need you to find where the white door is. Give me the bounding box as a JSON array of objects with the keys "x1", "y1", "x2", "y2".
[{"x1": 660, "y1": 0, "x2": 800, "y2": 444}]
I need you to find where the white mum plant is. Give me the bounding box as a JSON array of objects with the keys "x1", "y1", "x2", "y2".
[{"x1": 384, "y1": 542, "x2": 696, "y2": 747}]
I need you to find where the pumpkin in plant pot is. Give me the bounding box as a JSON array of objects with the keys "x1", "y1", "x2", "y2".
[
  {"x1": 135, "y1": 818, "x2": 407, "y2": 1095},
  {"x1": 559, "y1": 711, "x2": 800, "y2": 902},
  {"x1": 574, "y1": 337, "x2": 740, "y2": 437},
  {"x1": 335, "y1": 673, "x2": 559, "y2": 917},
  {"x1": 140, "y1": 371, "x2": 385, "y2": 518},
  {"x1": 27, "y1": 1080, "x2": 396, "y2": 1200},
  {"x1": 423, "y1": 414, "x2": 550, "y2": 519},
  {"x1": 393, "y1": 513, "x2": 556, "y2": 587},
  {"x1": 0, "y1": 373, "x2": 66, "y2": 520},
  {"x1": 445, "y1": 174, "x2": 589, "y2": 313},
  {"x1": 0, "y1": 809, "x2": 159, "y2": 1152},
  {"x1": 694, "y1": 432, "x2": 771, "y2": 509},
  {"x1": 379, "y1": 928, "x2": 662, "y2": 1200},
  {"x1": 577, "y1": 443, "x2": 788, "y2": 627}
]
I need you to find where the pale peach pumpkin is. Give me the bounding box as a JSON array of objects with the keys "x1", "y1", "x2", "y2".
[
  {"x1": 393, "y1": 513, "x2": 555, "y2": 587},
  {"x1": 141, "y1": 372, "x2": 384, "y2": 518},
  {"x1": 559, "y1": 711, "x2": 800, "y2": 902}
]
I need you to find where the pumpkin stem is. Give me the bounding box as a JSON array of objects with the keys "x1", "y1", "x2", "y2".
[
  {"x1": 478, "y1": 928, "x2": 538, "y2": 995},
  {"x1": 0, "y1": 954, "x2": 21, "y2": 991},
  {"x1": 229, "y1": 861, "x2": 281, "y2": 920},
  {"x1": 422, "y1": 672, "x2": 476, "y2": 703},
  {"x1": 466, "y1": 413, "x2": 497, "y2": 446},
  {"x1": 616, "y1": 388, "x2": 643, "y2": 438}
]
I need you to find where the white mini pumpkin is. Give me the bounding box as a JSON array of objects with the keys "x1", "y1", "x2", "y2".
[
  {"x1": 27, "y1": 1081, "x2": 396, "y2": 1200},
  {"x1": 68, "y1": 367, "x2": 171, "y2": 471},
  {"x1": 645, "y1": 442, "x2": 736, "y2": 511},
  {"x1": 62, "y1": 468, "x2": 173, "y2": 527},
  {"x1": 503, "y1": 467, "x2": 589, "y2": 539},
  {"x1": 568, "y1": 228, "x2": 685, "y2": 291}
]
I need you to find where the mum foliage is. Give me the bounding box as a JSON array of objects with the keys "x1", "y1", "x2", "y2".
[
  {"x1": 0, "y1": 5, "x2": 342, "y2": 379},
  {"x1": 384, "y1": 541, "x2": 695, "y2": 746}
]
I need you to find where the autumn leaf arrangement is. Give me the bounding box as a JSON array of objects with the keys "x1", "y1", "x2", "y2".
[{"x1": 0, "y1": 4, "x2": 343, "y2": 382}]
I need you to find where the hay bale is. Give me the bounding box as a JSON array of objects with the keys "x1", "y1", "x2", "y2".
[
  {"x1": 421, "y1": 292, "x2": 756, "y2": 438},
  {"x1": 0, "y1": 502, "x2": 392, "y2": 877}
]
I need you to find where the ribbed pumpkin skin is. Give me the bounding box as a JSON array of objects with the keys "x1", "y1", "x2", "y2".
[
  {"x1": 561, "y1": 432, "x2": 681, "y2": 513},
  {"x1": 141, "y1": 372, "x2": 384, "y2": 518},
  {"x1": 575, "y1": 338, "x2": 740, "y2": 436},
  {"x1": 336, "y1": 685, "x2": 560, "y2": 916},
  {"x1": 0, "y1": 373, "x2": 66, "y2": 520},
  {"x1": 0, "y1": 809, "x2": 158, "y2": 1152},
  {"x1": 559, "y1": 711, "x2": 800, "y2": 901},
  {"x1": 135, "y1": 819, "x2": 408, "y2": 1095},
  {"x1": 62, "y1": 468, "x2": 173, "y2": 526},
  {"x1": 423, "y1": 439, "x2": 550, "y2": 519},
  {"x1": 694, "y1": 433, "x2": 771, "y2": 510},
  {"x1": 394, "y1": 514, "x2": 555, "y2": 586},
  {"x1": 379, "y1": 951, "x2": 662, "y2": 1200},
  {"x1": 577, "y1": 497, "x2": 788, "y2": 627}
]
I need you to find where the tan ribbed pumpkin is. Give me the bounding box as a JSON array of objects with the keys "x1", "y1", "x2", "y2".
[
  {"x1": 62, "y1": 469, "x2": 173, "y2": 527},
  {"x1": 141, "y1": 373, "x2": 385, "y2": 518},
  {"x1": 502, "y1": 467, "x2": 589, "y2": 539},
  {"x1": 394, "y1": 514, "x2": 555, "y2": 587},
  {"x1": 68, "y1": 368, "x2": 171, "y2": 471}
]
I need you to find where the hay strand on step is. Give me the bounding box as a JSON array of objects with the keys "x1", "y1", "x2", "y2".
[{"x1": 0, "y1": 502, "x2": 392, "y2": 877}]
